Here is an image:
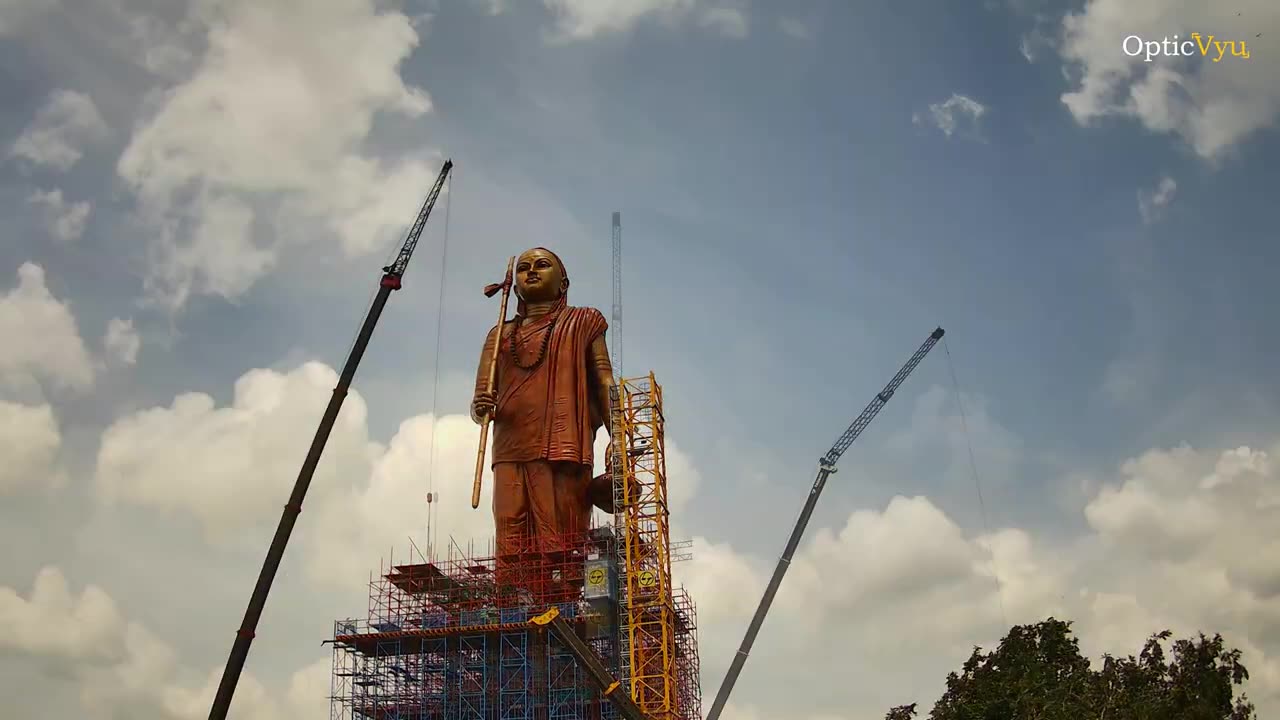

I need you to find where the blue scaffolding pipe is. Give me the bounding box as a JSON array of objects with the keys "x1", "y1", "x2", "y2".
[
  {"x1": 499, "y1": 631, "x2": 532, "y2": 720},
  {"x1": 330, "y1": 599, "x2": 637, "y2": 719},
  {"x1": 459, "y1": 635, "x2": 487, "y2": 720},
  {"x1": 547, "y1": 632, "x2": 583, "y2": 720}
]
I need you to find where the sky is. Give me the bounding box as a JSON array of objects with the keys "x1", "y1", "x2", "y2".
[{"x1": 1, "y1": 0, "x2": 1279, "y2": 718}]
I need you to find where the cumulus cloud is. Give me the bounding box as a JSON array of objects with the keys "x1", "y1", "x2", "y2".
[
  {"x1": 103, "y1": 317, "x2": 142, "y2": 365},
  {"x1": 0, "y1": 566, "x2": 128, "y2": 661},
  {"x1": 27, "y1": 188, "x2": 92, "y2": 242},
  {"x1": 542, "y1": 0, "x2": 748, "y2": 40},
  {"x1": 304, "y1": 412, "x2": 498, "y2": 587},
  {"x1": 10, "y1": 89, "x2": 108, "y2": 171},
  {"x1": 685, "y1": 438, "x2": 1280, "y2": 717},
  {"x1": 914, "y1": 93, "x2": 987, "y2": 138},
  {"x1": 0, "y1": 566, "x2": 327, "y2": 720},
  {"x1": 1138, "y1": 175, "x2": 1177, "y2": 224},
  {"x1": 116, "y1": 0, "x2": 438, "y2": 309},
  {"x1": 0, "y1": 263, "x2": 95, "y2": 396},
  {"x1": 1057, "y1": 0, "x2": 1279, "y2": 160},
  {"x1": 307, "y1": 395, "x2": 704, "y2": 588},
  {"x1": 91, "y1": 361, "x2": 491, "y2": 582},
  {"x1": 94, "y1": 362, "x2": 377, "y2": 543},
  {"x1": 0, "y1": 400, "x2": 65, "y2": 494},
  {"x1": 78, "y1": 358, "x2": 1280, "y2": 716},
  {"x1": 92, "y1": 358, "x2": 705, "y2": 589}
]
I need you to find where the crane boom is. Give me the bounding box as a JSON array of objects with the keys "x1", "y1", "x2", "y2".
[
  {"x1": 207, "y1": 159, "x2": 454, "y2": 720},
  {"x1": 531, "y1": 608, "x2": 648, "y2": 720},
  {"x1": 705, "y1": 326, "x2": 945, "y2": 720}
]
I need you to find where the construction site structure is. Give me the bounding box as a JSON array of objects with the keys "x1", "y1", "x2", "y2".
[
  {"x1": 329, "y1": 373, "x2": 700, "y2": 720},
  {"x1": 612, "y1": 375, "x2": 685, "y2": 718}
]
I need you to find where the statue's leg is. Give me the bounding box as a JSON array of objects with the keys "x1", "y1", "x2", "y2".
[
  {"x1": 556, "y1": 463, "x2": 593, "y2": 595},
  {"x1": 526, "y1": 461, "x2": 591, "y2": 548},
  {"x1": 528, "y1": 462, "x2": 593, "y2": 601},
  {"x1": 492, "y1": 462, "x2": 529, "y2": 599}
]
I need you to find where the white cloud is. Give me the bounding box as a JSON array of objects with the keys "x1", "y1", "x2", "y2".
[
  {"x1": 1138, "y1": 175, "x2": 1177, "y2": 223},
  {"x1": 28, "y1": 188, "x2": 92, "y2": 242},
  {"x1": 94, "y1": 362, "x2": 377, "y2": 544},
  {"x1": 116, "y1": 0, "x2": 437, "y2": 309},
  {"x1": 542, "y1": 0, "x2": 748, "y2": 39},
  {"x1": 0, "y1": 566, "x2": 327, "y2": 720},
  {"x1": 685, "y1": 437, "x2": 1280, "y2": 717},
  {"x1": 92, "y1": 358, "x2": 704, "y2": 589},
  {"x1": 914, "y1": 93, "x2": 987, "y2": 138},
  {"x1": 0, "y1": 263, "x2": 95, "y2": 396},
  {"x1": 103, "y1": 317, "x2": 141, "y2": 365},
  {"x1": 124, "y1": 12, "x2": 199, "y2": 78},
  {"x1": 303, "y1": 412, "x2": 497, "y2": 587},
  {"x1": 1057, "y1": 0, "x2": 1280, "y2": 160},
  {"x1": 10, "y1": 89, "x2": 108, "y2": 171},
  {"x1": 0, "y1": 566, "x2": 127, "y2": 661},
  {"x1": 75, "y1": 357, "x2": 1280, "y2": 716},
  {"x1": 0, "y1": 400, "x2": 64, "y2": 494}
]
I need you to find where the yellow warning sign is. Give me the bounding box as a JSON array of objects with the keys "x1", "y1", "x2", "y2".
[
  {"x1": 638, "y1": 570, "x2": 657, "y2": 588},
  {"x1": 587, "y1": 568, "x2": 606, "y2": 587}
]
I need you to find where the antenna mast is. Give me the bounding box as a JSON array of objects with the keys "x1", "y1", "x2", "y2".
[{"x1": 611, "y1": 211, "x2": 622, "y2": 377}]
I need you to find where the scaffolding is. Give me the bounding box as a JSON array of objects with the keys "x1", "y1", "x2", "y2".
[
  {"x1": 331, "y1": 529, "x2": 622, "y2": 720},
  {"x1": 330, "y1": 372, "x2": 699, "y2": 720},
  {"x1": 613, "y1": 374, "x2": 695, "y2": 720}
]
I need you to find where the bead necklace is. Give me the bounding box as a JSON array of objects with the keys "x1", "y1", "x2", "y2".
[{"x1": 510, "y1": 314, "x2": 557, "y2": 370}]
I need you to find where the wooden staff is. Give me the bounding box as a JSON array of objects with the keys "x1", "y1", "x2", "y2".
[{"x1": 472, "y1": 255, "x2": 516, "y2": 509}]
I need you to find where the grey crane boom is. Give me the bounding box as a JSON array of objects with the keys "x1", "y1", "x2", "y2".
[
  {"x1": 704, "y1": 326, "x2": 946, "y2": 720},
  {"x1": 207, "y1": 159, "x2": 453, "y2": 720}
]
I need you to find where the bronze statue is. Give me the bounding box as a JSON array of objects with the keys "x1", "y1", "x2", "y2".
[{"x1": 471, "y1": 248, "x2": 615, "y2": 570}]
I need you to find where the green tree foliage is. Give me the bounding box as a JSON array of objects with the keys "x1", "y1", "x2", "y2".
[
  {"x1": 885, "y1": 703, "x2": 918, "y2": 720},
  {"x1": 885, "y1": 618, "x2": 1256, "y2": 720}
]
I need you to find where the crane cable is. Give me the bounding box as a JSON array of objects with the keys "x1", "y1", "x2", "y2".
[
  {"x1": 423, "y1": 167, "x2": 454, "y2": 557},
  {"x1": 943, "y1": 339, "x2": 1008, "y2": 629}
]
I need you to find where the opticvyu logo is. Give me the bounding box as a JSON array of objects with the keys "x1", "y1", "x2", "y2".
[{"x1": 1123, "y1": 33, "x2": 1252, "y2": 62}]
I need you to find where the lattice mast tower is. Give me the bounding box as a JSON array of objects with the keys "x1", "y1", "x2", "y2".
[
  {"x1": 616, "y1": 374, "x2": 680, "y2": 718},
  {"x1": 611, "y1": 211, "x2": 622, "y2": 378}
]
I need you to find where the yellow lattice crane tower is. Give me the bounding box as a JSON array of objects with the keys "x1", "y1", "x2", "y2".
[{"x1": 611, "y1": 373, "x2": 683, "y2": 719}]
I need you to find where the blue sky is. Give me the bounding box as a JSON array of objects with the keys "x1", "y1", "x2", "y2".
[{"x1": 2, "y1": 0, "x2": 1279, "y2": 718}]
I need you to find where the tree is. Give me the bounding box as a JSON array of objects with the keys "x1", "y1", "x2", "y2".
[
  {"x1": 890, "y1": 618, "x2": 1256, "y2": 720},
  {"x1": 885, "y1": 703, "x2": 918, "y2": 720}
]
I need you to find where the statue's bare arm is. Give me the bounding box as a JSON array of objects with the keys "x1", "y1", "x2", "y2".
[
  {"x1": 471, "y1": 325, "x2": 499, "y2": 424},
  {"x1": 589, "y1": 334, "x2": 615, "y2": 431}
]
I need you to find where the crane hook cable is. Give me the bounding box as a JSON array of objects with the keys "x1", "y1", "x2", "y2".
[
  {"x1": 943, "y1": 339, "x2": 1007, "y2": 629},
  {"x1": 424, "y1": 168, "x2": 454, "y2": 555}
]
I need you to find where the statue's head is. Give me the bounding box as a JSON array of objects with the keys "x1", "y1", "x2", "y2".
[{"x1": 514, "y1": 247, "x2": 568, "y2": 304}]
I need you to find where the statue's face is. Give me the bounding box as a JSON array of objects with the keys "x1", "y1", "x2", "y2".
[{"x1": 515, "y1": 248, "x2": 567, "y2": 302}]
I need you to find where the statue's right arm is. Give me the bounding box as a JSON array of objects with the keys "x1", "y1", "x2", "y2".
[{"x1": 471, "y1": 325, "x2": 499, "y2": 424}]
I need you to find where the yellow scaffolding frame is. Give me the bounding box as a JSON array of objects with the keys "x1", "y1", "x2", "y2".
[{"x1": 613, "y1": 373, "x2": 680, "y2": 719}]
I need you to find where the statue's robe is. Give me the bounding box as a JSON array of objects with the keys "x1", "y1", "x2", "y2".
[{"x1": 474, "y1": 299, "x2": 609, "y2": 569}]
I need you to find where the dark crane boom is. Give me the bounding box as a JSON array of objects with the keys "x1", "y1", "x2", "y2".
[
  {"x1": 705, "y1": 326, "x2": 945, "y2": 720},
  {"x1": 207, "y1": 159, "x2": 453, "y2": 720}
]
